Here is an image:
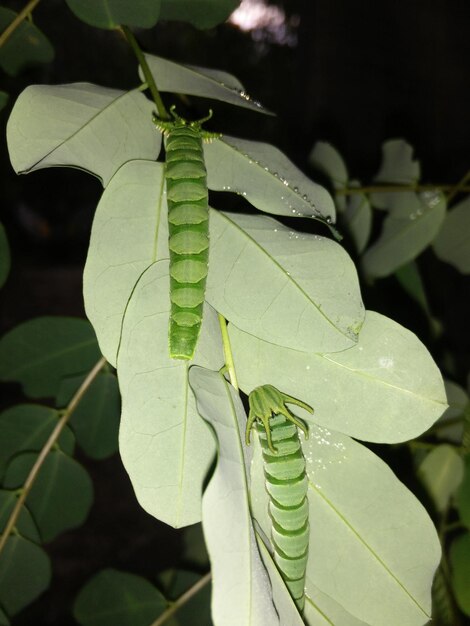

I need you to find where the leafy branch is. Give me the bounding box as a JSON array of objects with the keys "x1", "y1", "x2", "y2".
[
  {"x1": 151, "y1": 572, "x2": 212, "y2": 626},
  {"x1": 335, "y1": 183, "x2": 470, "y2": 196},
  {"x1": 0, "y1": 0, "x2": 41, "y2": 48},
  {"x1": 0, "y1": 356, "x2": 107, "y2": 556}
]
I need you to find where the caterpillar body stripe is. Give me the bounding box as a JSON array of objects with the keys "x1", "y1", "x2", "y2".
[
  {"x1": 247, "y1": 385, "x2": 312, "y2": 612},
  {"x1": 154, "y1": 107, "x2": 220, "y2": 360}
]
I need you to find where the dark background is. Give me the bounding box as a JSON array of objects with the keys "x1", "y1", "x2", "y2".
[{"x1": 1, "y1": 1, "x2": 469, "y2": 624}]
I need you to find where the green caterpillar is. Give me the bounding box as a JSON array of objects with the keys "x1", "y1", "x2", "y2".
[
  {"x1": 247, "y1": 385, "x2": 313, "y2": 612},
  {"x1": 153, "y1": 106, "x2": 220, "y2": 360}
]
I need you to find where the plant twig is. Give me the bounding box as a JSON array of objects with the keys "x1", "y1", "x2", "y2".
[
  {"x1": 218, "y1": 313, "x2": 239, "y2": 390},
  {"x1": 0, "y1": 356, "x2": 107, "y2": 556},
  {"x1": 335, "y1": 183, "x2": 470, "y2": 196},
  {"x1": 119, "y1": 25, "x2": 168, "y2": 119},
  {"x1": 0, "y1": 0, "x2": 41, "y2": 48},
  {"x1": 151, "y1": 572, "x2": 212, "y2": 626},
  {"x1": 446, "y1": 169, "x2": 470, "y2": 204}
]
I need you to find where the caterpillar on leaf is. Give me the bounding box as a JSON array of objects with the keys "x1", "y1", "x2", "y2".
[
  {"x1": 153, "y1": 106, "x2": 220, "y2": 360},
  {"x1": 247, "y1": 384, "x2": 313, "y2": 612}
]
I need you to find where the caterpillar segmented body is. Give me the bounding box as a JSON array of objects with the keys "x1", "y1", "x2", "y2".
[
  {"x1": 247, "y1": 385, "x2": 313, "y2": 612},
  {"x1": 154, "y1": 107, "x2": 220, "y2": 360}
]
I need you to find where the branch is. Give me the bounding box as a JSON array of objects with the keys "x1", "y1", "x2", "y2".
[
  {"x1": 150, "y1": 572, "x2": 212, "y2": 626},
  {"x1": 0, "y1": 0, "x2": 41, "y2": 48},
  {"x1": 119, "y1": 25, "x2": 168, "y2": 120},
  {"x1": 335, "y1": 183, "x2": 470, "y2": 196},
  {"x1": 0, "y1": 356, "x2": 107, "y2": 556}
]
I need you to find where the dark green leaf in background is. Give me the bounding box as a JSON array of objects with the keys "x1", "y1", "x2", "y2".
[
  {"x1": 65, "y1": 0, "x2": 161, "y2": 29},
  {"x1": 0, "y1": 317, "x2": 101, "y2": 398},
  {"x1": 0, "y1": 223, "x2": 10, "y2": 287},
  {"x1": 0, "y1": 8, "x2": 54, "y2": 76},
  {"x1": 456, "y1": 454, "x2": 470, "y2": 529},
  {"x1": 182, "y1": 524, "x2": 209, "y2": 569},
  {"x1": 3, "y1": 451, "x2": 93, "y2": 542},
  {"x1": 56, "y1": 373, "x2": 120, "y2": 459},
  {"x1": 450, "y1": 532, "x2": 470, "y2": 616},
  {"x1": 0, "y1": 606, "x2": 9, "y2": 625},
  {"x1": 74, "y1": 569, "x2": 167, "y2": 626},
  {"x1": 159, "y1": 0, "x2": 240, "y2": 29},
  {"x1": 0, "y1": 536, "x2": 51, "y2": 616},
  {"x1": 0, "y1": 91, "x2": 8, "y2": 112},
  {"x1": 0, "y1": 404, "x2": 75, "y2": 481},
  {"x1": 0, "y1": 490, "x2": 40, "y2": 543}
]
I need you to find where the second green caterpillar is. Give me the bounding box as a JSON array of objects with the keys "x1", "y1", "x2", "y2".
[
  {"x1": 247, "y1": 385, "x2": 313, "y2": 612},
  {"x1": 154, "y1": 107, "x2": 220, "y2": 360}
]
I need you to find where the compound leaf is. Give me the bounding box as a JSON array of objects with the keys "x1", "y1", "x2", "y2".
[
  {"x1": 433, "y1": 195, "x2": 470, "y2": 274},
  {"x1": 229, "y1": 310, "x2": 447, "y2": 443},
  {"x1": 117, "y1": 261, "x2": 224, "y2": 528},
  {"x1": 0, "y1": 536, "x2": 51, "y2": 616},
  {"x1": 3, "y1": 451, "x2": 93, "y2": 542},
  {"x1": 0, "y1": 317, "x2": 101, "y2": 398},
  {"x1": 65, "y1": 0, "x2": 161, "y2": 29},
  {"x1": 7, "y1": 84, "x2": 159, "y2": 186},
  {"x1": 417, "y1": 445, "x2": 465, "y2": 512},
  {"x1": 159, "y1": 0, "x2": 239, "y2": 29},
  {"x1": 142, "y1": 54, "x2": 270, "y2": 114},
  {"x1": 74, "y1": 569, "x2": 166, "y2": 626}
]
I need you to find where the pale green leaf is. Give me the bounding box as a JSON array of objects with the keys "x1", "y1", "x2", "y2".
[
  {"x1": 343, "y1": 181, "x2": 372, "y2": 253},
  {"x1": 250, "y1": 426, "x2": 441, "y2": 626},
  {"x1": 0, "y1": 404, "x2": 74, "y2": 480},
  {"x1": 417, "y1": 445, "x2": 465, "y2": 512},
  {"x1": 205, "y1": 136, "x2": 336, "y2": 221},
  {"x1": 0, "y1": 317, "x2": 101, "y2": 398},
  {"x1": 3, "y1": 451, "x2": 93, "y2": 542},
  {"x1": 56, "y1": 373, "x2": 120, "y2": 459},
  {"x1": 309, "y1": 141, "x2": 348, "y2": 188},
  {"x1": 190, "y1": 366, "x2": 279, "y2": 625},
  {"x1": 435, "y1": 380, "x2": 468, "y2": 444},
  {"x1": 305, "y1": 583, "x2": 370, "y2": 625},
  {"x1": 65, "y1": 0, "x2": 161, "y2": 29},
  {"x1": 362, "y1": 191, "x2": 446, "y2": 278},
  {"x1": 142, "y1": 54, "x2": 270, "y2": 114},
  {"x1": 374, "y1": 139, "x2": 420, "y2": 184},
  {"x1": 456, "y1": 455, "x2": 470, "y2": 529},
  {"x1": 7, "y1": 84, "x2": 160, "y2": 186},
  {"x1": 159, "y1": 0, "x2": 239, "y2": 29},
  {"x1": 74, "y1": 568, "x2": 166, "y2": 626},
  {"x1": 450, "y1": 533, "x2": 470, "y2": 616},
  {"x1": 230, "y1": 310, "x2": 447, "y2": 443},
  {"x1": 0, "y1": 536, "x2": 51, "y2": 616},
  {"x1": 117, "y1": 261, "x2": 224, "y2": 528},
  {"x1": 206, "y1": 211, "x2": 364, "y2": 353},
  {"x1": 83, "y1": 160, "x2": 169, "y2": 366},
  {"x1": 0, "y1": 222, "x2": 10, "y2": 288},
  {"x1": 371, "y1": 139, "x2": 420, "y2": 209},
  {"x1": 255, "y1": 538, "x2": 304, "y2": 625},
  {"x1": 433, "y1": 195, "x2": 470, "y2": 274},
  {"x1": 0, "y1": 490, "x2": 40, "y2": 543},
  {"x1": 0, "y1": 8, "x2": 54, "y2": 76}
]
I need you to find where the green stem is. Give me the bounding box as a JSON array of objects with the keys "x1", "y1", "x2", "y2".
[
  {"x1": 150, "y1": 572, "x2": 211, "y2": 626},
  {"x1": 0, "y1": 0, "x2": 41, "y2": 48},
  {"x1": 335, "y1": 183, "x2": 470, "y2": 196},
  {"x1": 218, "y1": 313, "x2": 239, "y2": 390},
  {"x1": 120, "y1": 26, "x2": 168, "y2": 119},
  {"x1": 0, "y1": 357, "x2": 107, "y2": 557}
]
